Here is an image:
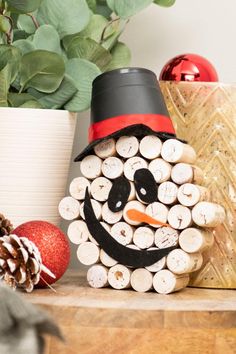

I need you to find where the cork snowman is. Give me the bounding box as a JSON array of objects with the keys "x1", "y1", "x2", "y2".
[{"x1": 59, "y1": 68, "x2": 225, "y2": 294}]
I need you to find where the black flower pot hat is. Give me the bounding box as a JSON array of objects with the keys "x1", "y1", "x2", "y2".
[{"x1": 75, "y1": 67, "x2": 177, "y2": 161}]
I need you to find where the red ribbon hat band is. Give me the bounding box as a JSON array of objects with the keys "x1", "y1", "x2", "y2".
[{"x1": 89, "y1": 113, "x2": 175, "y2": 142}]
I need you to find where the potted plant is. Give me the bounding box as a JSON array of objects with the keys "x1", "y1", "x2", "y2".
[{"x1": 0, "y1": 0, "x2": 175, "y2": 227}]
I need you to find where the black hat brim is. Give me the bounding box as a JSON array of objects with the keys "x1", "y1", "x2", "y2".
[{"x1": 74, "y1": 124, "x2": 185, "y2": 162}]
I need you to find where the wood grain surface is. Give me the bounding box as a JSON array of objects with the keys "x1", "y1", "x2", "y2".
[{"x1": 22, "y1": 271, "x2": 236, "y2": 354}]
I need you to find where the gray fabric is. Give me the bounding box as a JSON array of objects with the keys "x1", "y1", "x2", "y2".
[{"x1": 0, "y1": 283, "x2": 62, "y2": 354}]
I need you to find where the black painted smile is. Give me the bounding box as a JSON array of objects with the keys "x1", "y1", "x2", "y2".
[{"x1": 84, "y1": 189, "x2": 175, "y2": 268}]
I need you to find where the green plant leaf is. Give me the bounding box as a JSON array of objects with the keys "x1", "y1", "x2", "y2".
[
  {"x1": 6, "y1": 0, "x2": 42, "y2": 13},
  {"x1": 17, "y1": 12, "x2": 38, "y2": 34},
  {"x1": 63, "y1": 15, "x2": 119, "y2": 50},
  {"x1": 154, "y1": 0, "x2": 175, "y2": 7},
  {"x1": 37, "y1": 0, "x2": 91, "y2": 38},
  {"x1": 32, "y1": 25, "x2": 61, "y2": 54},
  {"x1": 96, "y1": 0, "x2": 112, "y2": 19},
  {"x1": 19, "y1": 100, "x2": 43, "y2": 108},
  {"x1": 65, "y1": 58, "x2": 101, "y2": 112},
  {"x1": 38, "y1": 75, "x2": 78, "y2": 109},
  {"x1": 0, "y1": 34, "x2": 5, "y2": 44},
  {"x1": 11, "y1": 13, "x2": 19, "y2": 27},
  {"x1": 8, "y1": 92, "x2": 36, "y2": 106},
  {"x1": 67, "y1": 37, "x2": 111, "y2": 70},
  {"x1": 104, "y1": 42, "x2": 131, "y2": 71},
  {"x1": 27, "y1": 87, "x2": 44, "y2": 99},
  {"x1": 62, "y1": 15, "x2": 115, "y2": 50},
  {"x1": 0, "y1": 15, "x2": 11, "y2": 34},
  {"x1": 0, "y1": 44, "x2": 21, "y2": 82},
  {"x1": 106, "y1": 0, "x2": 153, "y2": 19},
  {"x1": 11, "y1": 74, "x2": 20, "y2": 90},
  {"x1": 101, "y1": 22, "x2": 124, "y2": 50},
  {"x1": 20, "y1": 50, "x2": 65, "y2": 93},
  {"x1": 13, "y1": 29, "x2": 28, "y2": 40},
  {"x1": 62, "y1": 34, "x2": 77, "y2": 52},
  {"x1": 13, "y1": 39, "x2": 35, "y2": 54},
  {"x1": 86, "y1": 0, "x2": 96, "y2": 12},
  {"x1": 0, "y1": 64, "x2": 11, "y2": 107},
  {"x1": 80, "y1": 14, "x2": 114, "y2": 42}
]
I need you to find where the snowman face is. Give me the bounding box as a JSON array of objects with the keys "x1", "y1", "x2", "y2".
[
  {"x1": 84, "y1": 169, "x2": 174, "y2": 268},
  {"x1": 80, "y1": 135, "x2": 177, "y2": 268},
  {"x1": 60, "y1": 134, "x2": 217, "y2": 293}
]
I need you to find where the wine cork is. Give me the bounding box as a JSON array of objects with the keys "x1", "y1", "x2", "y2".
[
  {"x1": 108, "y1": 264, "x2": 132, "y2": 289},
  {"x1": 116, "y1": 136, "x2": 139, "y2": 158},
  {"x1": 168, "y1": 204, "x2": 192, "y2": 230},
  {"x1": 88, "y1": 222, "x2": 110, "y2": 246},
  {"x1": 149, "y1": 158, "x2": 172, "y2": 183},
  {"x1": 58, "y1": 196, "x2": 80, "y2": 220},
  {"x1": 67, "y1": 220, "x2": 90, "y2": 244},
  {"x1": 69, "y1": 177, "x2": 91, "y2": 200},
  {"x1": 102, "y1": 156, "x2": 124, "y2": 179},
  {"x1": 80, "y1": 199, "x2": 102, "y2": 220},
  {"x1": 179, "y1": 227, "x2": 214, "y2": 253},
  {"x1": 100, "y1": 249, "x2": 118, "y2": 267},
  {"x1": 155, "y1": 226, "x2": 179, "y2": 248},
  {"x1": 80, "y1": 155, "x2": 102, "y2": 179},
  {"x1": 161, "y1": 139, "x2": 196, "y2": 164},
  {"x1": 158, "y1": 181, "x2": 178, "y2": 205},
  {"x1": 192, "y1": 202, "x2": 226, "y2": 227},
  {"x1": 123, "y1": 200, "x2": 145, "y2": 226},
  {"x1": 153, "y1": 269, "x2": 190, "y2": 294},
  {"x1": 177, "y1": 183, "x2": 211, "y2": 207},
  {"x1": 87, "y1": 264, "x2": 109, "y2": 288},
  {"x1": 94, "y1": 138, "x2": 116, "y2": 158},
  {"x1": 130, "y1": 268, "x2": 153, "y2": 292},
  {"x1": 145, "y1": 202, "x2": 169, "y2": 228},
  {"x1": 133, "y1": 227, "x2": 154, "y2": 249},
  {"x1": 167, "y1": 249, "x2": 203, "y2": 274},
  {"x1": 171, "y1": 163, "x2": 204, "y2": 185},
  {"x1": 145, "y1": 249, "x2": 166, "y2": 273},
  {"x1": 77, "y1": 242, "x2": 100, "y2": 266},
  {"x1": 110, "y1": 222, "x2": 133, "y2": 245},
  {"x1": 124, "y1": 157, "x2": 148, "y2": 181},
  {"x1": 90, "y1": 177, "x2": 112, "y2": 202},
  {"x1": 139, "y1": 135, "x2": 162, "y2": 159},
  {"x1": 128, "y1": 181, "x2": 136, "y2": 201},
  {"x1": 102, "y1": 202, "x2": 123, "y2": 224}
]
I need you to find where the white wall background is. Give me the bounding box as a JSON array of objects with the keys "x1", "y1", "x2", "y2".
[
  {"x1": 122, "y1": 0, "x2": 236, "y2": 83},
  {"x1": 66, "y1": 0, "x2": 236, "y2": 268}
]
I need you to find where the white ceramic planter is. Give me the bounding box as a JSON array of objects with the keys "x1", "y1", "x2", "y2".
[{"x1": 0, "y1": 108, "x2": 77, "y2": 227}]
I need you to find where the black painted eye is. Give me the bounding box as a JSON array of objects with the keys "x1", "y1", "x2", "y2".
[
  {"x1": 134, "y1": 168, "x2": 157, "y2": 204},
  {"x1": 108, "y1": 176, "x2": 131, "y2": 212}
]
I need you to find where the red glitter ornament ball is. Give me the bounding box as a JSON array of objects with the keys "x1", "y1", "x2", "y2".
[
  {"x1": 14, "y1": 221, "x2": 70, "y2": 286},
  {"x1": 160, "y1": 53, "x2": 218, "y2": 82}
]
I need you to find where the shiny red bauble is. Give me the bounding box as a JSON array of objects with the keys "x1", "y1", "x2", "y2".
[
  {"x1": 160, "y1": 53, "x2": 219, "y2": 82},
  {"x1": 14, "y1": 221, "x2": 70, "y2": 286}
]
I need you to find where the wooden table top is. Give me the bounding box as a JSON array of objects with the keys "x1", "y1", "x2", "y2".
[
  {"x1": 22, "y1": 271, "x2": 236, "y2": 354},
  {"x1": 25, "y1": 270, "x2": 236, "y2": 312}
]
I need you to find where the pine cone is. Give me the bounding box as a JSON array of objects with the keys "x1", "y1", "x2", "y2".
[
  {"x1": 0, "y1": 234, "x2": 42, "y2": 292},
  {"x1": 0, "y1": 214, "x2": 13, "y2": 237}
]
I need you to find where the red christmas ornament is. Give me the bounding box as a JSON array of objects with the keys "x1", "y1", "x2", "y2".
[
  {"x1": 14, "y1": 221, "x2": 70, "y2": 286},
  {"x1": 160, "y1": 54, "x2": 218, "y2": 82}
]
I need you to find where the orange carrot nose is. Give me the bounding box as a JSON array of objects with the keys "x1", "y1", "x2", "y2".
[{"x1": 126, "y1": 209, "x2": 169, "y2": 226}]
